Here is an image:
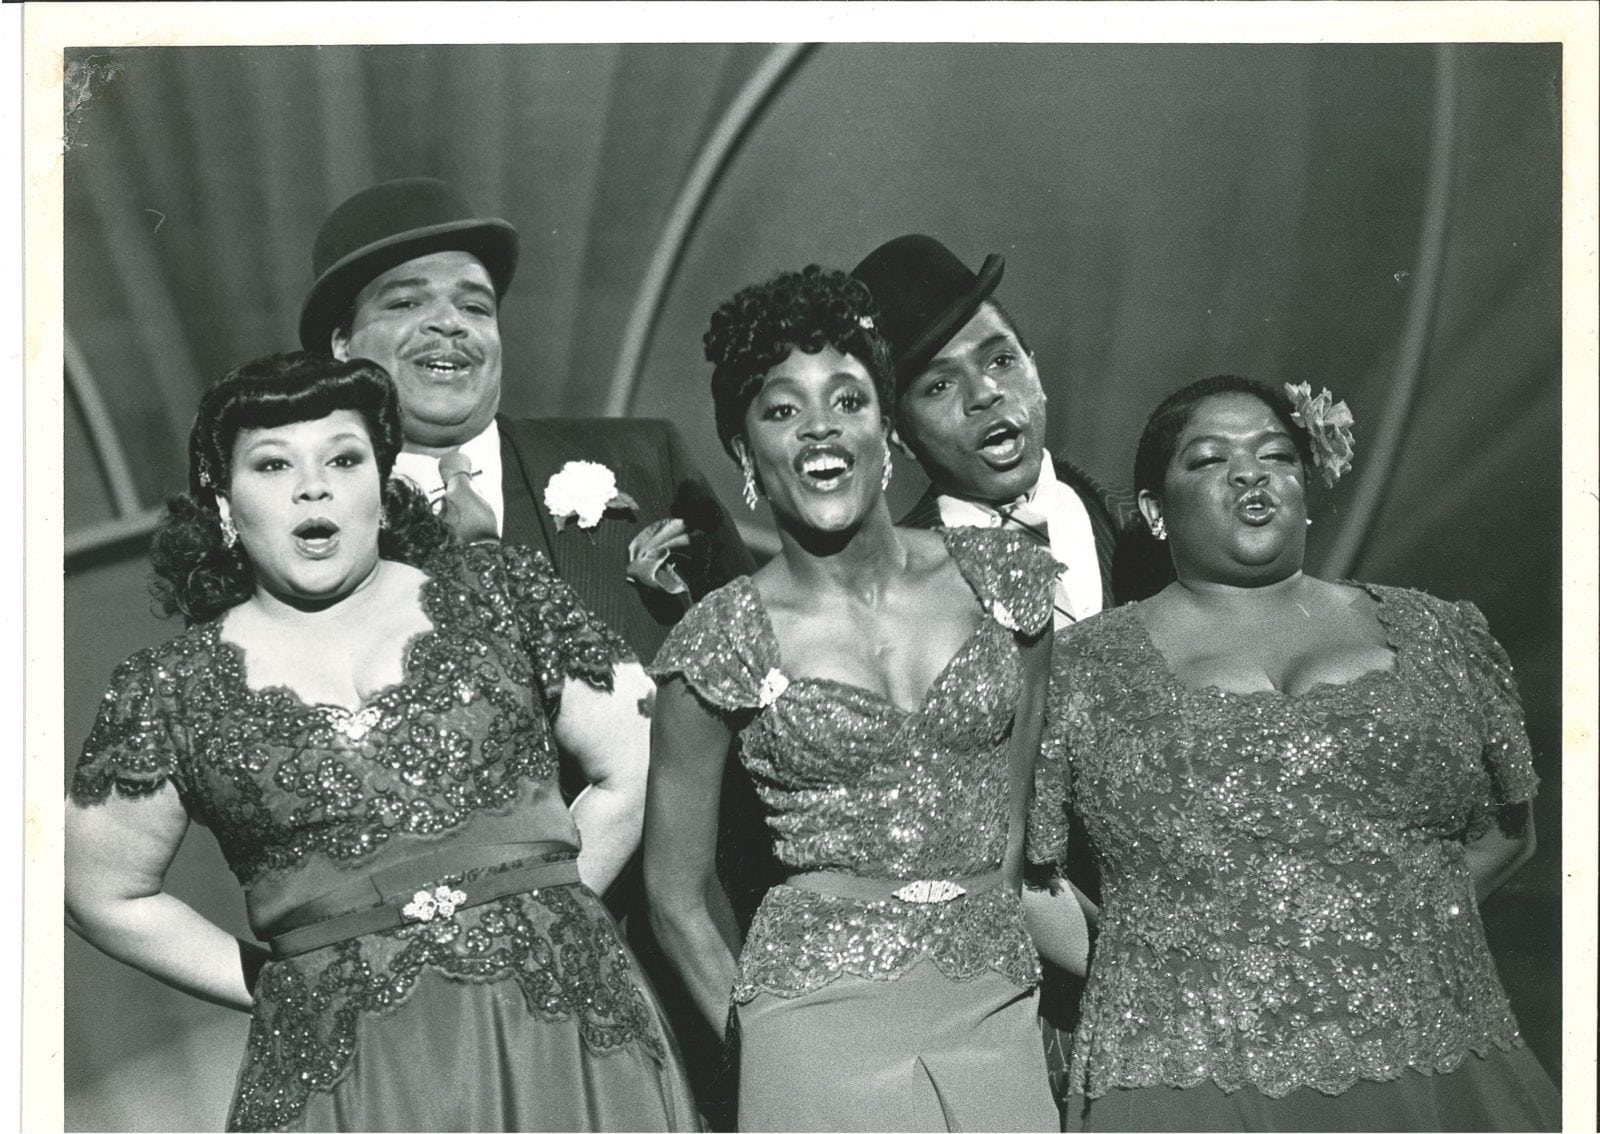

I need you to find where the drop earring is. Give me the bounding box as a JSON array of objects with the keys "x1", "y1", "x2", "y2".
[
  {"x1": 881, "y1": 441, "x2": 894, "y2": 492},
  {"x1": 1150, "y1": 516, "x2": 1167, "y2": 541},
  {"x1": 220, "y1": 514, "x2": 239, "y2": 549},
  {"x1": 740, "y1": 452, "x2": 760, "y2": 511}
]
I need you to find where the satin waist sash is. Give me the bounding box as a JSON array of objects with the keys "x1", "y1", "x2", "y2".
[{"x1": 266, "y1": 840, "x2": 581, "y2": 958}]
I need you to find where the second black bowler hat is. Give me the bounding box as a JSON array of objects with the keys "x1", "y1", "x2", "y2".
[
  {"x1": 850, "y1": 235, "x2": 1004, "y2": 383},
  {"x1": 299, "y1": 177, "x2": 519, "y2": 351}
]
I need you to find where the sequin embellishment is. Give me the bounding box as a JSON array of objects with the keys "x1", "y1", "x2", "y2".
[
  {"x1": 1032, "y1": 586, "x2": 1541, "y2": 1102},
  {"x1": 651, "y1": 527, "x2": 1059, "y2": 1003},
  {"x1": 71, "y1": 544, "x2": 654, "y2": 1132},
  {"x1": 402, "y1": 885, "x2": 467, "y2": 923}
]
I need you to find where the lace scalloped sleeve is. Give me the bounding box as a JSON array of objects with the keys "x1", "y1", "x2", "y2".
[
  {"x1": 1450, "y1": 599, "x2": 1540, "y2": 825},
  {"x1": 646, "y1": 580, "x2": 768, "y2": 716},
  {"x1": 471, "y1": 543, "x2": 633, "y2": 713},
  {"x1": 942, "y1": 527, "x2": 1059, "y2": 638},
  {"x1": 71, "y1": 649, "x2": 188, "y2": 806}
]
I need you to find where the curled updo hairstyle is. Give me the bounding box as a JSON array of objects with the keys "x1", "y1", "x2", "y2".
[
  {"x1": 1133, "y1": 374, "x2": 1313, "y2": 499},
  {"x1": 151, "y1": 351, "x2": 453, "y2": 623},
  {"x1": 704, "y1": 265, "x2": 895, "y2": 460}
]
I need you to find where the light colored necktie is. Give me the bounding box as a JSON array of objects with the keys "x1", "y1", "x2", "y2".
[
  {"x1": 437, "y1": 450, "x2": 499, "y2": 543},
  {"x1": 1001, "y1": 497, "x2": 1075, "y2": 625}
]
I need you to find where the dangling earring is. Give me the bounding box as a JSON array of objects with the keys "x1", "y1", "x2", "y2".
[
  {"x1": 880, "y1": 440, "x2": 894, "y2": 492},
  {"x1": 740, "y1": 452, "x2": 760, "y2": 511},
  {"x1": 1149, "y1": 515, "x2": 1167, "y2": 541},
  {"x1": 378, "y1": 508, "x2": 390, "y2": 532},
  {"x1": 220, "y1": 514, "x2": 239, "y2": 549}
]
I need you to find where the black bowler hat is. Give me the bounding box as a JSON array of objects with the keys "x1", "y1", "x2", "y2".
[
  {"x1": 850, "y1": 234, "x2": 1005, "y2": 383},
  {"x1": 299, "y1": 177, "x2": 520, "y2": 350}
]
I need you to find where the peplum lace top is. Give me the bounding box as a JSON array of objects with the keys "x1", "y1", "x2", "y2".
[
  {"x1": 71, "y1": 543, "x2": 663, "y2": 1131},
  {"x1": 1029, "y1": 585, "x2": 1542, "y2": 1102},
  {"x1": 650, "y1": 527, "x2": 1058, "y2": 1003}
]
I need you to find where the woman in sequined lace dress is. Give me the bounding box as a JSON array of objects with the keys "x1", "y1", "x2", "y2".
[
  {"x1": 65, "y1": 352, "x2": 699, "y2": 1132},
  {"x1": 643, "y1": 267, "x2": 1060, "y2": 1131},
  {"x1": 1031, "y1": 374, "x2": 1559, "y2": 1131}
]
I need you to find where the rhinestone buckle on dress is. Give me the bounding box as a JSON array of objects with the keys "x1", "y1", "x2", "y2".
[{"x1": 891, "y1": 879, "x2": 967, "y2": 904}]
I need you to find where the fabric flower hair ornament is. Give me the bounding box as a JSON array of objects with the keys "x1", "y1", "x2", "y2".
[
  {"x1": 543, "y1": 460, "x2": 639, "y2": 531},
  {"x1": 1283, "y1": 382, "x2": 1355, "y2": 488}
]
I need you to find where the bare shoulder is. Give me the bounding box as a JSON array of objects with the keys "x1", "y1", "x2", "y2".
[
  {"x1": 1310, "y1": 576, "x2": 1374, "y2": 610},
  {"x1": 900, "y1": 525, "x2": 953, "y2": 568}
]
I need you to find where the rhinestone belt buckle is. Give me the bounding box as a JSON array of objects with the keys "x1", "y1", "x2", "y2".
[
  {"x1": 891, "y1": 878, "x2": 967, "y2": 904},
  {"x1": 401, "y1": 883, "x2": 468, "y2": 924}
]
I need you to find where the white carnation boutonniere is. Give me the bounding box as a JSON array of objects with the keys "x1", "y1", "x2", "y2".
[
  {"x1": 1283, "y1": 382, "x2": 1356, "y2": 488},
  {"x1": 543, "y1": 460, "x2": 639, "y2": 532}
]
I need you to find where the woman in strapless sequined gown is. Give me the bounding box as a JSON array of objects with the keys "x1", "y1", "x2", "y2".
[
  {"x1": 1031, "y1": 375, "x2": 1558, "y2": 1131},
  {"x1": 66, "y1": 353, "x2": 699, "y2": 1131},
  {"x1": 644, "y1": 267, "x2": 1060, "y2": 1132}
]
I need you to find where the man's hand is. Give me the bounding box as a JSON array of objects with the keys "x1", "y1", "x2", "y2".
[{"x1": 626, "y1": 518, "x2": 692, "y2": 595}]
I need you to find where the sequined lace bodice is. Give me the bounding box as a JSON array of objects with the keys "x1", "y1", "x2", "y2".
[
  {"x1": 651, "y1": 527, "x2": 1058, "y2": 1001},
  {"x1": 71, "y1": 544, "x2": 663, "y2": 1131},
  {"x1": 1030, "y1": 586, "x2": 1540, "y2": 1101}
]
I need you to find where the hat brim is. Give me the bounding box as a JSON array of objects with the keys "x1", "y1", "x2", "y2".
[
  {"x1": 298, "y1": 218, "x2": 519, "y2": 351},
  {"x1": 893, "y1": 253, "x2": 1006, "y2": 383}
]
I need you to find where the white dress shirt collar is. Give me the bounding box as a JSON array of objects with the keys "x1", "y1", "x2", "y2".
[
  {"x1": 391, "y1": 422, "x2": 504, "y2": 536},
  {"x1": 934, "y1": 450, "x2": 1104, "y2": 621}
]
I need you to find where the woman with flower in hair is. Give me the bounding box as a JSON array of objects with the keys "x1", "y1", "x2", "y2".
[
  {"x1": 1031, "y1": 374, "x2": 1558, "y2": 1130},
  {"x1": 643, "y1": 266, "x2": 1060, "y2": 1131},
  {"x1": 65, "y1": 351, "x2": 699, "y2": 1131}
]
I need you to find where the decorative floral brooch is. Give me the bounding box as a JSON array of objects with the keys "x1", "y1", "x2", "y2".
[
  {"x1": 543, "y1": 460, "x2": 639, "y2": 531},
  {"x1": 1283, "y1": 382, "x2": 1356, "y2": 487},
  {"x1": 402, "y1": 884, "x2": 467, "y2": 924},
  {"x1": 990, "y1": 599, "x2": 1020, "y2": 632},
  {"x1": 757, "y1": 668, "x2": 789, "y2": 708}
]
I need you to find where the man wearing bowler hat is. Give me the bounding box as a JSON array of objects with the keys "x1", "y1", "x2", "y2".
[
  {"x1": 853, "y1": 233, "x2": 1162, "y2": 1103},
  {"x1": 301, "y1": 177, "x2": 760, "y2": 1125},
  {"x1": 301, "y1": 176, "x2": 755, "y2": 663}
]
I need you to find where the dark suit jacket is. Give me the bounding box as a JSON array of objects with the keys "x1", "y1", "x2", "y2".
[
  {"x1": 897, "y1": 451, "x2": 1139, "y2": 610},
  {"x1": 499, "y1": 414, "x2": 756, "y2": 1125},
  {"x1": 497, "y1": 414, "x2": 755, "y2": 665}
]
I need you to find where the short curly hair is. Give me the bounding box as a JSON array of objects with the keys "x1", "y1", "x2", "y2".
[
  {"x1": 1133, "y1": 374, "x2": 1313, "y2": 499},
  {"x1": 151, "y1": 351, "x2": 454, "y2": 624},
  {"x1": 704, "y1": 265, "x2": 895, "y2": 460}
]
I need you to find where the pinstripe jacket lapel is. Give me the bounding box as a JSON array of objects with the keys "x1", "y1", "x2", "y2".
[{"x1": 497, "y1": 417, "x2": 558, "y2": 562}]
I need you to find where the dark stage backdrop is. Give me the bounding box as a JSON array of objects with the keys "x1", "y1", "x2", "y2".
[{"x1": 62, "y1": 43, "x2": 1562, "y2": 1130}]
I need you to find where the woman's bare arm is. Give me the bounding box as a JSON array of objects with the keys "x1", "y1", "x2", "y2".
[
  {"x1": 556, "y1": 661, "x2": 656, "y2": 895},
  {"x1": 643, "y1": 677, "x2": 742, "y2": 1031},
  {"x1": 1004, "y1": 625, "x2": 1054, "y2": 889},
  {"x1": 66, "y1": 786, "x2": 259, "y2": 1011},
  {"x1": 1465, "y1": 803, "x2": 1537, "y2": 902}
]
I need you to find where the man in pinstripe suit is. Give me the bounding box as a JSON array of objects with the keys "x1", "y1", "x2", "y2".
[
  {"x1": 853, "y1": 235, "x2": 1165, "y2": 1107},
  {"x1": 302, "y1": 177, "x2": 758, "y2": 1126},
  {"x1": 302, "y1": 178, "x2": 754, "y2": 662}
]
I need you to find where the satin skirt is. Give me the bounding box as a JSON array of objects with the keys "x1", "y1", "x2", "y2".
[
  {"x1": 737, "y1": 961, "x2": 1058, "y2": 1132},
  {"x1": 288, "y1": 967, "x2": 701, "y2": 1132},
  {"x1": 1064, "y1": 1045, "x2": 1559, "y2": 1133}
]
